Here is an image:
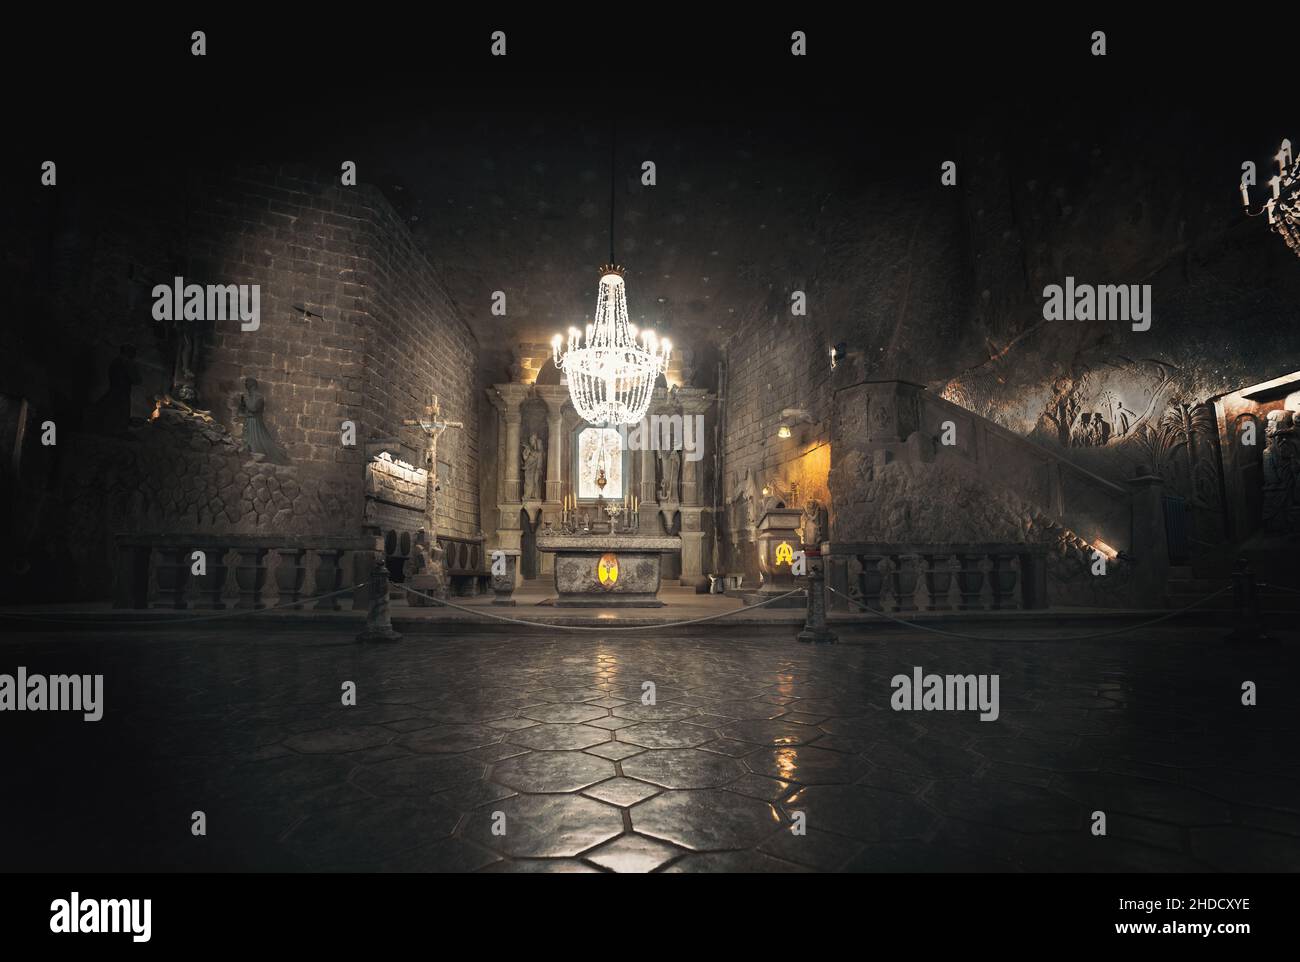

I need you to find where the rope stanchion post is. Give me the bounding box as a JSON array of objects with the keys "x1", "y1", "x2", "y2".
[
  {"x1": 1225, "y1": 557, "x2": 1274, "y2": 644},
  {"x1": 797, "y1": 549, "x2": 837, "y2": 644},
  {"x1": 357, "y1": 546, "x2": 402, "y2": 644}
]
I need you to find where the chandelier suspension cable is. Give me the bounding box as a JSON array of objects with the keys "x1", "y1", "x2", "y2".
[
  {"x1": 609, "y1": 118, "x2": 617, "y2": 265},
  {"x1": 551, "y1": 116, "x2": 671, "y2": 426}
]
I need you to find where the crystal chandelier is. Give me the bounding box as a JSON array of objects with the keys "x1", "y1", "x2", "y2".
[
  {"x1": 552, "y1": 122, "x2": 672, "y2": 426},
  {"x1": 1242, "y1": 137, "x2": 1299, "y2": 258},
  {"x1": 552, "y1": 265, "x2": 671, "y2": 425}
]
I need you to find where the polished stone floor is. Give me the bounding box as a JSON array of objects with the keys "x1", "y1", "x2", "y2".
[{"x1": 3, "y1": 621, "x2": 1298, "y2": 872}]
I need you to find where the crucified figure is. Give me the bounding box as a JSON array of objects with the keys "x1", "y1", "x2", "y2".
[{"x1": 402, "y1": 394, "x2": 464, "y2": 534}]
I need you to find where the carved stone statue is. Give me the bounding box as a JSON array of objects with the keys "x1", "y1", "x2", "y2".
[
  {"x1": 522, "y1": 433, "x2": 544, "y2": 501},
  {"x1": 658, "y1": 447, "x2": 682, "y2": 502},
  {"x1": 406, "y1": 530, "x2": 448, "y2": 605},
  {"x1": 801, "y1": 498, "x2": 827, "y2": 549},
  {"x1": 1262, "y1": 410, "x2": 1299, "y2": 534},
  {"x1": 236, "y1": 377, "x2": 290, "y2": 464}
]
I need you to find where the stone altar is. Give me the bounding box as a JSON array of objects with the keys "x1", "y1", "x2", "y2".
[{"x1": 537, "y1": 534, "x2": 681, "y2": 607}]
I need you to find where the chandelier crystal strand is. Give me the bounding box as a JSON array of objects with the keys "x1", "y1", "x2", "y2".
[{"x1": 552, "y1": 266, "x2": 671, "y2": 425}]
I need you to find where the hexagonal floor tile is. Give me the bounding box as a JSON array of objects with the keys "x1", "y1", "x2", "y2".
[
  {"x1": 522, "y1": 703, "x2": 610, "y2": 725},
  {"x1": 465, "y1": 794, "x2": 625, "y2": 858},
  {"x1": 283, "y1": 725, "x2": 392, "y2": 754},
  {"x1": 352, "y1": 754, "x2": 484, "y2": 797},
  {"x1": 586, "y1": 834, "x2": 681, "y2": 872},
  {"x1": 611, "y1": 703, "x2": 700, "y2": 723},
  {"x1": 717, "y1": 719, "x2": 821, "y2": 747},
  {"x1": 783, "y1": 784, "x2": 940, "y2": 842},
  {"x1": 397, "y1": 723, "x2": 503, "y2": 754},
  {"x1": 622, "y1": 749, "x2": 746, "y2": 789},
  {"x1": 582, "y1": 776, "x2": 661, "y2": 807},
  {"x1": 584, "y1": 741, "x2": 645, "y2": 761},
  {"x1": 491, "y1": 750, "x2": 616, "y2": 793},
  {"x1": 508, "y1": 724, "x2": 611, "y2": 751},
  {"x1": 633, "y1": 789, "x2": 784, "y2": 851},
  {"x1": 619, "y1": 721, "x2": 713, "y2": 749},
  {"x1": 746, "y1": 746, "x2": 871, "y2": 785}
]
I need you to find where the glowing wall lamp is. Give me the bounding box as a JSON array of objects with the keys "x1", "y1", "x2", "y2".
[{"x1": 777, "y1": 407, "x2": 814, "y2": 440}]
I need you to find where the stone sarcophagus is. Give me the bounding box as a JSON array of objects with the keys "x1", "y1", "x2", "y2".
[{"x1": 537, "y1": 534, "x2": 681, "y2": 607}]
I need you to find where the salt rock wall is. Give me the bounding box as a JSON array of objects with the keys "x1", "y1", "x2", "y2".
[{"x1": 45, "y1": 417, "x2": 357, "y2": 602}]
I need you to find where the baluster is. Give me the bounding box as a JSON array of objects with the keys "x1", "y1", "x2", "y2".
[
  {"x1": 989, "y1": 552, "x2": 1019, "y2": 609},
  {"x1": 275, "y1": 548, "x2": 307, "y2": 609},
  {"x1": 956, "y1": 552, "x2": 985, "y2": 610},
  {"x1": 233, "y1": 547, "x2": 268, "y2": 609},
  {"x1": 193, "y1": 545, "x2": 230, "y2": 609},
  {"x1": 890, "y1": 553, "x2": 921, "y2": 612},
  {"x1": 153, "y1": 546, "x2": 191, "y2": 609},
  {"x1": 313, "y1": 549, "x2": 345, "y2": 610},
  {"x1": 923, "y1": 553, "x2": 954, "y2": 611},
  {"x1": 856, "y1": 553, "x2": 885, "y2": 610}
]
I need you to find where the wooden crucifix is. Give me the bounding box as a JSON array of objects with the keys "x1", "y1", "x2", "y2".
[{"x1": 401, "y1": 394, "x2": 464, "y2": 534}]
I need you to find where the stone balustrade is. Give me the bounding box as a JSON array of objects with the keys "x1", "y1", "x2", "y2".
[
  {"x1": 823, "y1": 542, "x2": 1049, "y2": 613},
  {"x1": 113, "y1": 534, "x2": 373, "y2": 611}
]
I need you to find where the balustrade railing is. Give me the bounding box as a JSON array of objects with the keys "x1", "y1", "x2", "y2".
[
  {"x1": 113, "y1": 535, "x2": 373, "y2": 611},
  {"x1": 823, "y1": 542, "x2": 1049, "y2": 613}
]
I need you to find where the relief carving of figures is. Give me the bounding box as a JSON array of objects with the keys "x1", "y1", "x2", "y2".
[
  {"x1": 522, "y1": 433, "x2": 544, "y2": 501},
  {"x1": 1262, "y1": 410, "x2": 1299, "y2": 534}
]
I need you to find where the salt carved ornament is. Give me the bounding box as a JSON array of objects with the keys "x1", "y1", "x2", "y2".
[{"x1": 597, "y1": 553, "x2": 620, "y2": 588}]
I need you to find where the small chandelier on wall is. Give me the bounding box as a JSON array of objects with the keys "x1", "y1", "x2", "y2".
[
  {"x1": 552, "y1": 122, "x2": 672, "y2": 426},
  {"x1": 1242, "y1": 137, "x2": 1299, "y2": 258}
]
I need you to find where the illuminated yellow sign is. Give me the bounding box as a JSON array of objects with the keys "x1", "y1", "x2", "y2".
[
  {"x1": 774, "y1": 542, "x2": 795, "y2": 566},
  {"x1": 597, "y1": 553, "x2": 620, "y2": 588}
]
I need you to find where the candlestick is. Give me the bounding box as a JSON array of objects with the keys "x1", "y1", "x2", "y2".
[{"x1": 1241, "y1": 182, "x2": 1251, "y2": 207}]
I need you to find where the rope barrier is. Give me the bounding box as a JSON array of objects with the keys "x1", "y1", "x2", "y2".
[
  {"x1": 397, "y1": 583, "x2": 805, "y2": 632},
  {"x1": 0, "y1": 584, "x2": 367, "y2": 626},
  {"x1": 824, "y1": 584, "x2": 1235, "y2": 643},
  {"x1": 1258, "y1": 582, "x2": 1300, "y2": 596}
]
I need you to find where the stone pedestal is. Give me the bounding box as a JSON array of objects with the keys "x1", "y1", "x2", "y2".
[
  {"x1": 743, "y1": 508, "x2": 806, "y2": 608},
  {"x1": 538, "y1": 534, "x2": 681, "y2": 607},
  {"x1": 491, "y1": 549, "x2": 521, "y2": 606},
  {"x1": 797, "y1": 550, "x2": 837, "y2": 644}
]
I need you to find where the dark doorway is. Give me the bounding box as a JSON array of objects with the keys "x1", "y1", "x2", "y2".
[{"x1": 520, "y1": 508, "x2": 540, "y2": 579}]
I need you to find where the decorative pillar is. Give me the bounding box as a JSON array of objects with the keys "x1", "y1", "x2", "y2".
[
  {"x1": 1127, "y1": 472, "x2": 1171, "y2": 609},
  {"x1": 491, "y1": 383, "x2": 530, "y2": 556},
  {"x1": 536, "y1": 385, "x2": 568, "y2": 505}
]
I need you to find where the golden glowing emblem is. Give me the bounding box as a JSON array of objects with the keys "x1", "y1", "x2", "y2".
[
  {"x1": 597, "y1": 552, "x2": 620, "y2": 588},
  {"x1": 774, "y1": 542, "x2": 795, "y2": 566}
]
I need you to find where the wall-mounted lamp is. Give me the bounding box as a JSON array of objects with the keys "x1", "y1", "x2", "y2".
[{"x1": 777, "y1": 407, "x2": 814, "y2": 440}]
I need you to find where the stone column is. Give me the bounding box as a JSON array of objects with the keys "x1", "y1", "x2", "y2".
[
  {"x1": 536, "y1": 385, "x2": 568, "y2": 505},
  {"x1": 677, "y1": 389, "x2": 714, "y2": 507},
  {"x1": 503, "y1": 413, "x2": 522, "y2": 503},
  {"x1": 1127, "y1": 472, "x2": 1171, "y2": 609}
]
